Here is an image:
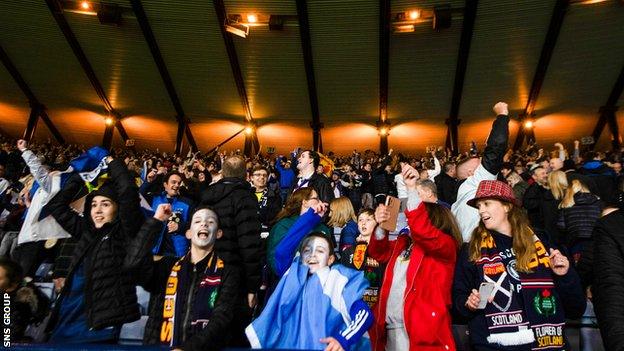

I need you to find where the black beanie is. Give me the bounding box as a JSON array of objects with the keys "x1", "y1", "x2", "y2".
[{"x1": 89, "y1": 182, "x2": 118, "y2": 203}]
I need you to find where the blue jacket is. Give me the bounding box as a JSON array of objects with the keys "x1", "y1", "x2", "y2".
[
  {"x1": 275, "y1": 157, "x2": 296, "y2": 190},
  {"x1": 339, "y1": 220, "x2": 359, "y2": 252},
  {"x1": 150, "y1": 193, "x2": 192, "y2": 257}
]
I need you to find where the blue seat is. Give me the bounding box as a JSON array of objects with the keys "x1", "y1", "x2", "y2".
[{"x1": 119, "y1": 315, "x2": 149, "y2": 346}]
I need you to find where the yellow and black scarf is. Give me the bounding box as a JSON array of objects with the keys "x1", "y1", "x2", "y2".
[{"x1": 160, "y1": 252, "x2": 224, "y2": 347}]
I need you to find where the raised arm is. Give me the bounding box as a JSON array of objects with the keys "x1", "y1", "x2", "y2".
[
  {"x1": 107, "y1": 158, "x2": 144, "y2": 237},
  {"x1": 123, "y1": 204, "x2": 171, "y2": 272},
  {"x1": 18, "y1": 140, "x2": 54, "y2": 192},
  {"x1": 44, "y1": 173, "x2": 85, "y2": 238},
  {"x1": 406, "y1": 203, "x2": 457, "y2": 261},
  {"x1": 427, "y1": 154, "x2": 441, "y2": 179},
  {"x1": 273, "y1": 207, "x2": 323, "y2": 277},
  {"x1": 481, "y1": 102, "x2": 510, "y2": 176}
]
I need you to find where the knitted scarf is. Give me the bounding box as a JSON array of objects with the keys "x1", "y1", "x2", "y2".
[
  {"x1": 160, "y1": 252, "x2": 223, "y2": 347},
  {"x1": 477, "y1": 234, "x2": 566, "y2": 350}
]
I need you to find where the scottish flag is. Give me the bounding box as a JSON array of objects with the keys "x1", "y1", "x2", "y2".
[{"x1": 246, "y1": 257, "x2": 372, "y2": 351}]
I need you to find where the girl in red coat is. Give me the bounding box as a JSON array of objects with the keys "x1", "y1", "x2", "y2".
[{"x1": 368, "y1": 164, "x2": 462, "y2": 351}]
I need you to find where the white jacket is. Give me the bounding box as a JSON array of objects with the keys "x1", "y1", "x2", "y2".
[
  {"x1": 17, "y1": 150, "x2": 71, "y2": 245},
  {"x1": 451, "y1": 164, "x2": 496, "y2": 242}
]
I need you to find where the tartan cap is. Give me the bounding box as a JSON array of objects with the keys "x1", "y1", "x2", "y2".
[{"x1": 467, "y1": 180, "x2": 519, "y2": 208}]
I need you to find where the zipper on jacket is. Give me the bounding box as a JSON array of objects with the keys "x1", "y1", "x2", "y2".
[{"x1": 181, "y1": 265, "x2": 198, "y2": 342}]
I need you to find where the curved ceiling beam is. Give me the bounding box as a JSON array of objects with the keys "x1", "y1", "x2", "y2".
[
  {"x1": 130, "y1": 0, "x2": 197, "y2": 154},
  {"x1": 213, "y1": 0, "x2": 259, "y2": 156},
  {"x1": 0, "y1": 44, "x2": 65, "y2": 143},
  {"x1": 296, "y1": 0, "x2": 323, "y2": 153},
  {"x1": 45, "y1": 0, "x2": 130, "y2": 148},
  {"x1": 378, "y1": 0, "x2": 390, "y2": 154},
  {"x1": 591, "y1": 64, "x2": 624, "y2": 150},
  {"x1": 513, "y1": 0, "x2": 570, "y2": 150},
  {"x1": 446, "y1": 0, "x2": 478, "y2": 155}
]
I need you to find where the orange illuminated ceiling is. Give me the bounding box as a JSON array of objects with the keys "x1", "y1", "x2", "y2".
[{"x1": 0, "y1": 0, "x2": 623, "y2": 154}]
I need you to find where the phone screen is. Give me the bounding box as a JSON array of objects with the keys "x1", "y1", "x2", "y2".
[{"x1": 477, "y1": 282, "x2": 495, "y2": 309}]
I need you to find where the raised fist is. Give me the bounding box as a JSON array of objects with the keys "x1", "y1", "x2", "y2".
[
  {"x1": 153, "y1": 203, "x2": 173, "y2": 222},
  {"x1": 493, "y1": 102, "x2": 509, "y2": 116},
  {"x1": 17, "y1": 139, "x2": 27, "y2": 152}
]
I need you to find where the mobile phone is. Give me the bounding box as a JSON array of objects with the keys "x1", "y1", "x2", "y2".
[{"x1": 478, "y1": 282, "x2": 496, "y2": 309}]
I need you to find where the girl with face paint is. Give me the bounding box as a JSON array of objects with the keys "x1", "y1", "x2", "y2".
[{"x1": 247, "y1": 202, "x2": 373, "y2": 351}]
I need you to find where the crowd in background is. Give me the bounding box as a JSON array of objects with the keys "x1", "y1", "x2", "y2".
[{"x1": 0, "y1": 102, "x2": 623, "y2": 351}]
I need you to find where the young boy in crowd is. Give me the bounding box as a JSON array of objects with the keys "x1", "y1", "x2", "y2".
[{"x1": 341, "y1": 209, "x2": 384, "y2": 308}]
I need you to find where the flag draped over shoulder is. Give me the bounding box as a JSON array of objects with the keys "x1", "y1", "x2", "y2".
[
  {"x1": 18, "y1": 146, "x2": 109, "y2": 245},
  {"x1": 246, "y1": 258, "x2": 370, "y2": 351}
]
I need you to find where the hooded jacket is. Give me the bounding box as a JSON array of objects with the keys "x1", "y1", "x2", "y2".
[
  {"x1": 44, "y1": 159, "x2": 146, "y2": 333},
  {"x1": 200, "y1": 177, "x2": 263, "y2": 293}
]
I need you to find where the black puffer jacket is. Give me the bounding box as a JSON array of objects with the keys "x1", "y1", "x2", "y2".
[
  {"x1": 592, "y1": 210, "x2": 624, "y2": 351},
  {"x1": 200, "y1": 177, "x2": 262, "y2": 293},
  {"x1": 523, "y1": 183, "x2": 561, "y2": 244},
  {"x1": 44, "y1": 159, "x2": 146, "y2": 333},
  {"x1": 556, "y1": 192, "x2": 601, "y2": 246}
]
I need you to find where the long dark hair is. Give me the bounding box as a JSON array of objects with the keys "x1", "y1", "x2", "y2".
[
  {"x1": 423, "y1": 202, "x2": 462, "y2": 248},
  {"x1": 274, "y1": 188, "x2": 315, "y2": 222}
]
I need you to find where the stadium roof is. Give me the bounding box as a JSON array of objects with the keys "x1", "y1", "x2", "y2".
[{"x1": 1, "y1": 0, "x2": 623, "y2": 154}]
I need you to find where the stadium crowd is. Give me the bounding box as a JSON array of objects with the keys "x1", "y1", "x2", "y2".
[{"x1": 0, "y1": 101, "x2": 623, "y2": 350}]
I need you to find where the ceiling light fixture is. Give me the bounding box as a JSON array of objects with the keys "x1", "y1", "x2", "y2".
[
  {"x1": 409, "y1": 10, "x2": 421, "y2": 20},
  {"x1": 225, "y1": 17, "x2": 249, "y2": 38}
]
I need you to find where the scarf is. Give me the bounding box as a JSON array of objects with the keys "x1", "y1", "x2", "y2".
[
  {"x1": 478, "y1": 233, "x2": 566, "y2": 350},
  {"x1": 160, "y1": 252, "x2": 224, "y2": 347}
]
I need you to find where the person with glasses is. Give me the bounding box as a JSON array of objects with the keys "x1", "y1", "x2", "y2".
[{"x1": 250, "y1": 166, "x2": 282, "y2": 235}]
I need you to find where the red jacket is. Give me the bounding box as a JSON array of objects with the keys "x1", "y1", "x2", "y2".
[{"x1": 368, "y1": 202, "x2": 457, "y2": 351}]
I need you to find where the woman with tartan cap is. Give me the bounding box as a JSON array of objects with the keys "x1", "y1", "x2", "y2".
[{"x1": 452, "y1": 180, "x2": 585, "y2": 350}]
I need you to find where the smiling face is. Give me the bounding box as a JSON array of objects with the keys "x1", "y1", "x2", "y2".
[
  {"x1": 186, "y1": 209, "x2": 221, "y2": 249},
  {"x1": 476, "y1": 199, "x2": 511, "y2": 233},
  {"x1": 301, "y1": 236, "x2": 335, "y2": 274},
  {"x1": 164, "y1": 174, "x2": 182, "y2": 197},
  {"x1": 90, "y1": 196, "x2": 118, "y2": 229},
  {"x1": 251, "y1": 169, "x2": 268, "y2": 189},
  {"x1": 357, "y1": 212, "x2": 376, "y2": 239}
]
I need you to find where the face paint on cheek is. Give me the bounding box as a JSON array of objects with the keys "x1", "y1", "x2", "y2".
[
  {"x1": 302, "y1": 237, "x2": 331, "y2": 273},
  {"x1": 190, "y1": 209, "x2": 219, "y2": 247}
]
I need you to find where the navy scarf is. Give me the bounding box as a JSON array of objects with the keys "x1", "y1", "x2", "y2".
[{"x1": 478, "y1": 233, "x2": 566, "y2": 350}]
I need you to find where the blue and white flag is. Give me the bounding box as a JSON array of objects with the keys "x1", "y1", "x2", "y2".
[{"x1": 246, "y1": 258, "x2": 371, "y2": 351}]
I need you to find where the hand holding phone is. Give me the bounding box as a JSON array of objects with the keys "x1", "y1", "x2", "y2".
[{"x1": 477, "y1": 282, "x2": 496, "y2": 309}]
